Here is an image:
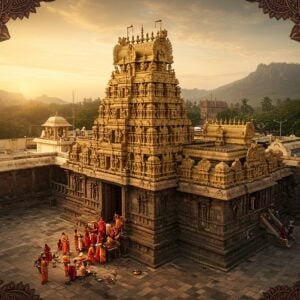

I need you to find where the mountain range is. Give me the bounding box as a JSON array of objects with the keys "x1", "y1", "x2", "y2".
[
  {"x1": 1, "y1": 63, "x2": 300, "y2": 107},
  {"x1": 181, "y1": 63, "x2": 300, "y2": 106}
]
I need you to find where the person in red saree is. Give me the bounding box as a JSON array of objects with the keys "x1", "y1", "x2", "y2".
[
  {"x1": 61, "y1": 232, "x2": 70, "y2": 255},
  {"x1": 87, "y1": 245, "x2": 95, "y2": 265},
  {"x1": 280, "y1": 225, "x2": 288, "y2": 239},
  {"x1": 40, "y1": 257, "x2": 48, "y2": 284},
  {"x1": 98, "y1": 217, "x2": 106, "y2": 237},
  {"x1": 90, "y1": 231, "x2": 96, "y2": 245},
  {"x1": 67, "y1": 261, "x2": 77, "y2": 281},
  {"x1": 84, "y1": 227, "x2": 90, "y2": 250},
  {"x1": 44, "y1": 244, "x2": 52, "y2": 263},
  {"x1": 74, "y1": 229, "x2": 79, "y2": 252}
]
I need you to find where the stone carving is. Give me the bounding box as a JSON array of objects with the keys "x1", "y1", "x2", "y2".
[
  {"x1": 0, "y1": 279, "x2": 41, "y2": 299},
  {"x1": 260, "y1": 281, "x2": 300, "y2": 299}
]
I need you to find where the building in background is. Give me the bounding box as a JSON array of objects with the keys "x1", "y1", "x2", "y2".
[{"x1": 200, "y1": 99, "x2": 228, "y2": 124}]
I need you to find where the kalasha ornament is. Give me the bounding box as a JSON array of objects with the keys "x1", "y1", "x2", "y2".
[
  {"x1": 0, "y1": 0, "x2": 55, "y2": 42},
  {"x1": 247, "y1": 0, "x2": 300, "y2": 42}
]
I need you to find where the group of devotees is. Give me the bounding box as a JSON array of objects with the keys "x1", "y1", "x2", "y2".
[{"x1": 34, "y1": 213, "x2": 124, "y2": 284}]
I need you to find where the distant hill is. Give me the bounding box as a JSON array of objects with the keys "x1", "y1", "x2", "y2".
[
  {"x1": 0, "y1": 90, "x2": 27, "y2": 106},
  {"x1": 202, "y1": 63, "x2": 300, "y2": 106},
  {"x1": 182, "y1": 63, "x2": 300, "y2": 106},
  {"x1": 33, "y1": 94, "x2": 66, "y2": 105},
  {"x1": 181, "y1": 88, "x2": 208, "y2": 101}
]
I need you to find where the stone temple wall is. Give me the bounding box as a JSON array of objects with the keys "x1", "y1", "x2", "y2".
[{"x1": 0, "y1": 166, "x2": 53, "y2": 211}]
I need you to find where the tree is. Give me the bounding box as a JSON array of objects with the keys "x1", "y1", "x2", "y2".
[
  {"x1": 261, "y1": 96, "x2": 273, "y2": 112},
  {"x1": 240, "y1": 98, "x2": 254, "y2": 115}
]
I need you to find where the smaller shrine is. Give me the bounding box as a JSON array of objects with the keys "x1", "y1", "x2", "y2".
[{"x1": 34, "y1": 114, "x2": 73, "y2": 153}]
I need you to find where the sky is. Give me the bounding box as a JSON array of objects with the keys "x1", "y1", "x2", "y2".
[{"x1": 0, "y1": 0, "x2": 299, "y2": 101}]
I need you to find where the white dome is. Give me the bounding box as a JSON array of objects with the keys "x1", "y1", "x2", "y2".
[{"x1": 42, "y1": 115, "x2": 71, "y2": 127}]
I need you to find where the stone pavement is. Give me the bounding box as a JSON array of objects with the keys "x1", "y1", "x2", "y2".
[{"x1": 0, "y1": 206, "x2": 299, "y2": 300}]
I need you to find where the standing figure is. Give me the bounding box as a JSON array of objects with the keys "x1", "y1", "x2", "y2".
[
  {"x1": 99, "y1": 244, "x2": 106, "y2": 264},
  {"x1": 90, "y1": 232, "x2": 96, "y2": 246},
  {"x1": 78, "y1": 234, "x2": 83, "y2": 253},
  {"x1": 62, "y1": 255, "x2": 70, "y2": 277},
  {"x1": 40, "y1": 257, "x2": 48, "y2": 284},
  {"x1": 74, "y1": 229, "x2": 79, "y2": 252},
  {"x1": 44, "y1": 244, "x2": 52, "y2": 263},
  {"x1": 57, "y1": 239, "x2": 62, "y2": 251},
  {"x1": 84, "y1": 226, "x2": 91, "y2": 250},
  {"x1": 34, "y1": 254, "x2": 42, "y2": 274},
  {"x1": 95, "y1": 244, "x2": 100, "y2": 263},
  {"x1": 87, "y1": 245, "x2": 95, "y2": 265},
  {"x1": 98, "y1": 217, "x2": 106, "y2": 237},
  {"x1": 68, "y1": 261, "x2": 77, "y2": 281},
  {"x1": 61, "y1": 232, "x2": 69, "y2": 255}
]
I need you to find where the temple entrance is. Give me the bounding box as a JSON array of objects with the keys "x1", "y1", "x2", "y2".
[{"x1": 102, "y1": 182, "x2": 122, "y2": 222}]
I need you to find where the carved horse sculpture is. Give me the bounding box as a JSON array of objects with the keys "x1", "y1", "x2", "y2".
[{"x1": 0, "y1": 0, "x2": 54, "y2": 42}]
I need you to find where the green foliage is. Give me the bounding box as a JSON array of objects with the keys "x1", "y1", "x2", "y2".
[
  {"x1": 0, "y1": 98, "x2": 101, "y2": 139},
  {"x1": 184, "y1": 100, "x2": 200, "y2": 126},
  {"x1": 217, "y1": 97, "x2": 300, "y2": 136},
  {"x1": 261, "y1": 96, "x2": 274, "y2": 112}
]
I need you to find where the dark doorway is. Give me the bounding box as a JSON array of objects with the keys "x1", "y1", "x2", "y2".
[{"x1": 102, "y1": 182, "x2": 122, "y2": 222}]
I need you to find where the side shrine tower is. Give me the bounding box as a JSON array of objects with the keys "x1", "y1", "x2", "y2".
[{"x1": 64, "y1": 27, "x2": 193, "y2": 266}]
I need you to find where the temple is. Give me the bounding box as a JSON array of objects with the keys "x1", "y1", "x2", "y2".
[
  {"x1": 0, "y1": 27, "x2": 295, "y2": 271},
  {"x1": 51, "y1": 28, "x2": 293, "y2": 270}
]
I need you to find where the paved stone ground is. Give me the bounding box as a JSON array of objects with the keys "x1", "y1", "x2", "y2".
[{"x1": 0, "y1": 207, "x2": 299, "y2": 300}]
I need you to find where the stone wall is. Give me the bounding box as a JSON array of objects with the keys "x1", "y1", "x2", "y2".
[{"x1": 0, "y1": 166, "x2": 53, "y2": 211}]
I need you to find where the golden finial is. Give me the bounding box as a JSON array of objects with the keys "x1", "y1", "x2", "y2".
[
  {"x1": 141, "y1": 25, "x2": 144, "y2": 42},
  {"x1": 155, "y1": 19, "x2": 162, "y2": 31}
]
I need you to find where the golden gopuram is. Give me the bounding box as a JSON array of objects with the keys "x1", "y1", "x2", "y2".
[{"x1": 51, "y1": 27, "x2": 293, "y2": 270}]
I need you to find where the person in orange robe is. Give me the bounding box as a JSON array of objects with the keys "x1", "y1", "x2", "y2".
[
  {"x1": 40, "y1": 257, "x2": 48, "y2": 284},
  {"x1": 95, "y1": 244, "x2": 100, "y2": 263},
  {"x1": 44, "y1": 244, "x2": 52, "y2": 263},
  {"x1": 87, "y1": 245, "x2": 95, "y2": 265},
  {"x1": 62, "y1": 255, "x2": 70, "y2": 277},
  {"x1": 74, "y1": 229, "x2": 79, "y2": 252},
  {"x1": 99, "y1": 244, "x2": 106, "y2": 264},
  {"x1": 78, "y1": 234, "x2": 83, "y2": 252},
  {"x1": 61, "y1": 232, "x2": 69, "y2": 255}
]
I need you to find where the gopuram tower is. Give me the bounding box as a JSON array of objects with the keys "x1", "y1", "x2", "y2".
[{"x1": 65, "y1": 27, "x2": 193, "y2": 266}]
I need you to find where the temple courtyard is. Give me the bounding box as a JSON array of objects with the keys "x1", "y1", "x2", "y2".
[{"x1": 0, "y1": 206, "x2": 299, "y2": 300}]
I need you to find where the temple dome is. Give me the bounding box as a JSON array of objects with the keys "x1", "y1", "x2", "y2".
[
  {"x1": 215, "y1": 161, "x2": 230, "y2": 173},
  {"x1": 42, "y1": 115, "x2": 72, "y2": 127}
]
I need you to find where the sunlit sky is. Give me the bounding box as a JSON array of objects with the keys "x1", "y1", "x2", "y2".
[{"x1": 0, "y1": 0, "x2": 299, "y2": 101}]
